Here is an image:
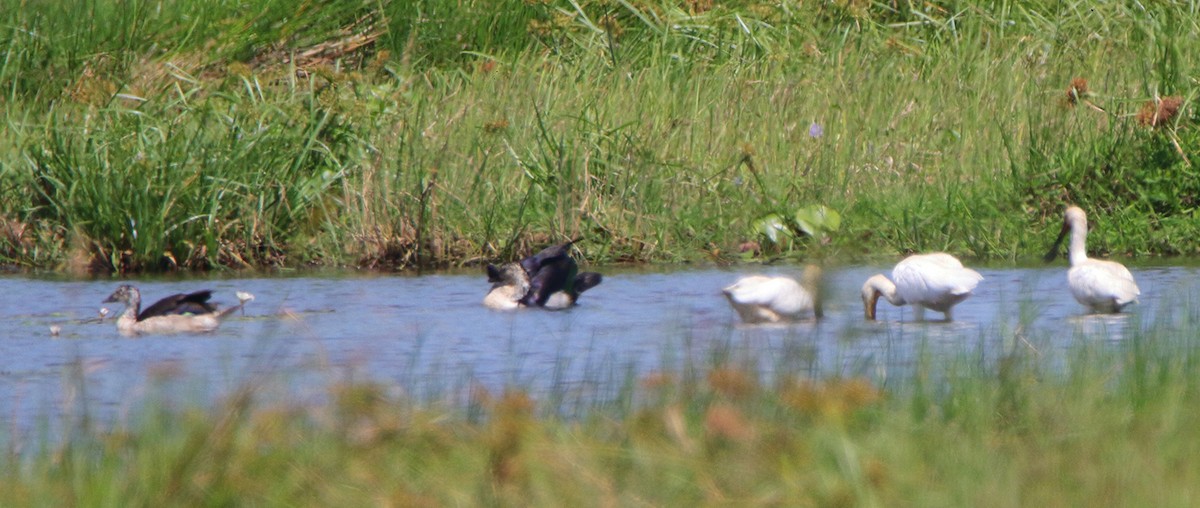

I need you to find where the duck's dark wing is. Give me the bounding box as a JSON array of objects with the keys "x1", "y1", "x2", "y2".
[
  {"x1": 137, "y1": 290, "x2": 218, "y2": 320},
  {"x1": 574, "y1": 272, "x2": 603, "y2": 294},
  {"x1": 519, "y1": 238, "x2": 582, "y2": 276},
  {"x1": 520, "y1": 256, "x2": 578, "y2": 307}
]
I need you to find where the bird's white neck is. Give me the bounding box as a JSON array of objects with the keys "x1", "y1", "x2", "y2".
[
  {"x1": 866, "y1": 275, "x2": 905, "y2": 306},
  {"x1": 862, "y1": 274, "x2": 904, "y2": 320},
  {"x1": 1068, "y1": 217, "x2": 1089, "y2": 266}
]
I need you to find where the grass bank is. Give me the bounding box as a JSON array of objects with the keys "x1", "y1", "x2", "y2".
[
  {"x1": 1, "y1": 1, "x2": 1198, "y2": 273},
  {"x1": 7, "y1": 313, "x2": 1200, "y2": 505}
]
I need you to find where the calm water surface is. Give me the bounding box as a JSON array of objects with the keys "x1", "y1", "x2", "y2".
[{"x1": 1, "y1": 263, "x2": 1198, "y2": 435}]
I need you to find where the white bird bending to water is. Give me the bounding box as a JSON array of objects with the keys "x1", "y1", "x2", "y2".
[
  {"x1": 861, "y1": 253, "x2": 983, "y2": 322},
  {"x1": 1045, "y1": 206, "x2": 1140, "y2": 313},
  {"x1": 723, "y1": 265, "x2": 823, "y2": 324}
]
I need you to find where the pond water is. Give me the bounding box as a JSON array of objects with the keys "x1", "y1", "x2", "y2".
[{"x1": 1, "y1": 262, "x2": 1198, "y2": 438}]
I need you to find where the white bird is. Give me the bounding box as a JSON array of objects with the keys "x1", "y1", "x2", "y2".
[
  {"x1": 723, "y1": 265, "x2": 823, "y2": 324},
  {"x1": 861, "y1": 253, "x2": 983, "y2": 321},
  {"x1": 235, "y1": 291, "x2": 256, "y2": 316},
  {"x1": 1045, "y1": 206, "x2": 1140, "y2": 313}
]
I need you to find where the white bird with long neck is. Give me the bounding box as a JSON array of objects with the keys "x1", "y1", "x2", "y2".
[
  {"x1": 1045, "y1": 206, "x2": 1140, "y2": 313},
  {"x1": 723, "y1": 265, "x2": 824, "y2": 324},
  {"x1": 861, "y1": 253, "x2": 983, "y2": 322}
]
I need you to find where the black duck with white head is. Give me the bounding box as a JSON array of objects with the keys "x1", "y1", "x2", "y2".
[
  {"x1": 103, "y1": 285, "x2": 254, "y2": 335},
  {"x1": 483, "y1": 238, "x2": 603, "y2": 310}
]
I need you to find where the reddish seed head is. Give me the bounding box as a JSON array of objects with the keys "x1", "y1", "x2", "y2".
[
  {"x1": 704, "y1": 404, "x2": 753, "y2": 442},
  {"x1": 1065, "y1": 77, "x2": 1088, "y2": 106},
  {"x1": 708, "y1": 368, "x2": 756, "y2": 399},
  {"x1": 1137, "y1": 96, "x2": 1184, "y2": 127}
]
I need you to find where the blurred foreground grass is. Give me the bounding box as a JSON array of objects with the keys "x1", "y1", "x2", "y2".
[{"x1": 6, "y1": 318, "x2": 1200, "y2": 506}]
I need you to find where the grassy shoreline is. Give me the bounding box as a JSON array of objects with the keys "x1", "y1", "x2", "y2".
[{"x1": 2, "y1": 1, "x2": 1198, "y2": 274}]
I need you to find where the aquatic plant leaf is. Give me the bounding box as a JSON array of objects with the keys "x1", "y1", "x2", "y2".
[
  {"x1": 753, "y1": 214, "x2": 792, "y2": 244},
  {"x1": 794, "y1": 205, "x2": 841, "y2": 236}
]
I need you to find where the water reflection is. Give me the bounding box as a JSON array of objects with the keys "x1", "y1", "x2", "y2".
[{"x1": 0, "y1": 262, "x2": 1198, "y2": 434}]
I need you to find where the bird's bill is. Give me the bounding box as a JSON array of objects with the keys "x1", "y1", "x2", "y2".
[
  {"x1": 804, "y1": 265, "x2": 826, "y2": 319},
  {"x1": 1043, "y1": 220, "x2": 1069, "y2": 262},
  {"x1": 102, "y1": 289, "x2": 124, "y2": 303},
  {"x1": 863, "y1": 291, "x2": 879, "y2": 320},
  {"x1": 486, "y1": 264, "x2": 504, "y2": 283}
]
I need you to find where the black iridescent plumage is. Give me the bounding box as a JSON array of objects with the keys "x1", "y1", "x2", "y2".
[
  {"x1": 518, "y1": 238, "x2": 581, "y2": 277},
  {"x1": 104, "y1": 285, "x2": 222, "y2": 322},
  {"x1": 516, "y1": 238, "x2": 602, "y2": 308},
  {"x1": 520, "y1": 255, "x2": 578, "y2": 307},
  {"x1": 573, "y1": 271, "x2": 603, "y2": 294},
  {"x1": 135, "y1": 290, "x2": 219, "y2": 321}
]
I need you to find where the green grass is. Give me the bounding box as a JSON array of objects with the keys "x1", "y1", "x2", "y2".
[
  {"x1": 8, "y1": 304, "x2": 1200, "y2": 505},
  {"x1": 1, "y1": 0, "x2": 1198, "y2": 273}
]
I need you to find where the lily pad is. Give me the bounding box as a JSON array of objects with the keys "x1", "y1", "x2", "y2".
[
  {"x1": 753, "y1": 213, "x2": 792, "y2": 244},
  {"x1": 794, "y1": 205, "x2": 841, "y2": 236}
]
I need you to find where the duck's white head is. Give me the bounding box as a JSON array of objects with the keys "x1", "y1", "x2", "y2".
[
  {"x1": 488, "y1": 263, "x2": 530, "y2": 290},
  {"x1": 103, "y1": 285, "x2": 139, "y2": 306},
  {"x1": 484, "y1": 263, "x2": 531, "y2": 309}
]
